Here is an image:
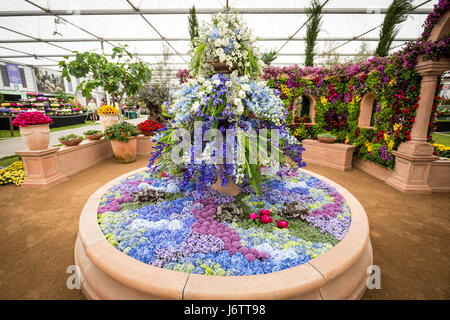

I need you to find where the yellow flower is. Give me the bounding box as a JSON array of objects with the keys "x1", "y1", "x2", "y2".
[
  {"x1": 388, "y1": 140, "x2": 394, "y2": 151},
  {"x1": 320, "y1": 96, "x2": 328, "y2": 105},
  {"x1": 354, "y1": 95, "x2": 361, "y2": 103},
  {"x1": 393, "y1": 123, "x2": 402, "y2": 132},
  {"x1": 97, "y1": 105, "x2": 119, "y2": 115},
  {"x1": 384, "y1": 133, "x2": 390, "y2": 141},
  {"x1": 388, "y1": 78, "x2": 396, "y2": 86},
  {"x1": 365, "y1": 141, "x2": 373, "y2": 152},
  {"x1": 280, "y1": 84, "x2": 291, "y2": 97},
  {"x1": 344, "y1": 135, "x2": 349, "y2": 144}
]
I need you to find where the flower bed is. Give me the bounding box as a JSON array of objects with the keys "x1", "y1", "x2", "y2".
[{"x1": 97, "y1": 169, "x2": 351, "y2": 276}]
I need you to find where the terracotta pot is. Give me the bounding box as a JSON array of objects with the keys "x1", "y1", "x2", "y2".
[
  {"x1": 59, "y1": 138, "x2": 83, "y2": 147},
  {"x1": 19, "y1": 124, "x2": 50, "y2": 150},
  {"x1": 99, "y1": 114, "x2": 119, "y2": 131},
  {"x1": 110, "y1": 137, "x2": 137, "y2": 164},
  {"x1": 211, "y1": 170, "x2": 241, "y2": 196},
  {"x1": 85, "y1": 134, "x2": 103, "y2": 140},
  {"x1": 212, "y1": 61, "x2": 235, "y2": 74},
  {"x1": 142, "y1": 132, "x2": 155, "y2": 137},
  {"x1": 317, "y1": 136, "x2": 336, "y2": 143}
]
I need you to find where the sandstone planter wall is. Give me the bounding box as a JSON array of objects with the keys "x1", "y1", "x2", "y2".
[
  {"x1": 352, "y1": 158, "x2": 393, "y2": 182},
  {"x1": 75, "y1": 167, "x2": 373, "y2": 300},
  {"x1": 16, "y1": 135, "x2": 154, "y2": 188},
  {"x1": 302, "y1": 139, "x2": 355, "y2": 171},
  {"x1": 428, "y1": 160, "x2": 450, "y2": 192}
]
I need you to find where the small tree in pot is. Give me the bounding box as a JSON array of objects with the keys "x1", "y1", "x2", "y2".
[{"x1": 104, "y1": 122, "x2": 140, "y2": 164}]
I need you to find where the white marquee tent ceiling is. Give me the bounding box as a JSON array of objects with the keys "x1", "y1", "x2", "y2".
[{"x1": 0, "y1": 0, "x2": 438, "y2": 70}]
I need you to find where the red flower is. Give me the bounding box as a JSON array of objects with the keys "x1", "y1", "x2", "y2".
[
  {"x1": 260, "y1": 215, "x2": 273, "y2": 224},
  {"x1": 277, "y1": 220, "x2": 289, "y2": 229},
  {"x1": 249, "y1": 212, "x2": 258, "y2": 220}
]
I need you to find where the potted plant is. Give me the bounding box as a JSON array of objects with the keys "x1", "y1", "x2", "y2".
[
  {"x1": 104, "y1": 122, "x2": 140, "y2": 163},
  {"x1": 83, "y1": 129, "x2": 103, "y2": 140},
  {"x1": 317, "y1": 132, "x2": 337, "y2": 143},
  {"x1": 12, "y1": 111, "x2": 53, "y2": 150},
  {"x1": 137, "y1": 119, "x2": 162, "y2": 136},
  {"x1": 97, "y1": 105, "x2": 119, "y2": 131},
  {"x1": 58, "y1": 133, "x2": 84, "y2": 147}
]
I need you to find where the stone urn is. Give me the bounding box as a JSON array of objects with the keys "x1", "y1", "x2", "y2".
[
  {"x1": 19, "y1": 124, "x2": 50, "y2": 150},
  {"x1": 211, "y1": 170, "x2": 241, "y2": 196},
  {"x1": 99, "y1": 114, "x2": 119, "y2": 131},
  {"x1": 110, "y1": 136, "x2": 137, "y2": 164}
]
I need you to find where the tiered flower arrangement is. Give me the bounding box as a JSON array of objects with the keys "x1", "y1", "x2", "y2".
[
  {"x1": 190, "y1": 11, "x2": 265, "y2": 78},
  {"x1": 263, "y1": 2, "x2": 450, "y2": 169},
  {"x1": 96, "y1": 11, "x2": 354, "y2": 277},
  {"x1": 12, "y1": 111, "x2": 53, "y2": 127},
  {"x1": 137, "y1": 119, "x2": 163, "y2": 136},
  {"x1": 97, "y1": 105, "x2": 119, "y2": 115}
]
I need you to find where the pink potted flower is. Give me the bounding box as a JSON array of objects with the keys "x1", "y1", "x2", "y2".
[{"x1": 12, "y1": 111, "x2": 53, "y2": 150}]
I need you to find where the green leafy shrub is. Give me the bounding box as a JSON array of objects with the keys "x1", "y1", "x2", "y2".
[{"x1": 104, "y1": 122, "x2": 140, "y2": 142}]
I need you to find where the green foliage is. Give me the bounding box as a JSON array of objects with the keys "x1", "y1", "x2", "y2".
[
  {"x1": 54, "y1": 90, "x2": 75, "y2": 103},
  {"x1": 304, "y1": 0, "x2": 323, "y2": 66},
  {"x1": 104, "y1": 121, "x2": 140, "y2": 142},
  {"x1": 261, "y1": 50, "x2": 278, "y2": 66},
  {"x1": 188, "y1": 6, "x2": 199, "y2": 45},
  {"x1": 375, "y1": 0, "x2": 412, "y2": 57},
  {"x1": 83, "y1": 129, "x2": 103, "y2": 135},
  {"x1": 59, "y1": 45, "x2": 152, "y2": 106},
  {"x1": 59, "y1": 133, "x2": 83, "y2": 141}
]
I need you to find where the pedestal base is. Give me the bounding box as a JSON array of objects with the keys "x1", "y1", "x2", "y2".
[
  {"x1": 386, "y1": 150, "x2": 437, "y2": 194},
  {"x1": 15, "y1": 147, "x2": 67, "y2": 188}
]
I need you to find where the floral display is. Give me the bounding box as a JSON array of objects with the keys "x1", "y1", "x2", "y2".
[
  {"x1": 433, "y1": 143, "x2": 450, "y2": 158},
  {"x1": 137, "y1": 120, "x2": 163, "y2": 136},
  {"x1": 0, "y1": 161, "x2": 26, "y2": 186},
  {"x1": 11, "y1": 111, "x2": 53, "y2": 127},
  {"x1": 97, "y1": 169, "x2": 350, "y2": 276},
  {"x1": 176, "y1": 69, "x2": 192, "y2": 84},
  {"x1": 97, "y1": 105, "x2": 119, "y2": 115},
  {"x1": 104, "y1": 122, "x2": 140, "y2": 142},
  {"x1": 190, "y1": 11, "x2": 265, "y2": 77}
]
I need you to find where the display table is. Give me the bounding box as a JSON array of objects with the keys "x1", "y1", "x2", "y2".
[{"x1": 0, "y1": 113, "x2": 90, "y2": 132}]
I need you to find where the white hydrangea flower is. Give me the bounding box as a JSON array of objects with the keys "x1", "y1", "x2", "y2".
[
  {"x1": 213, "y1": 78, "x2": 221, "y2": 86},
  {"x1": 215, "y1": 38, "x2": 222, "y2": 47}
]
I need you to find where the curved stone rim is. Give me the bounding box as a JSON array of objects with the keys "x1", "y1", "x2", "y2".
[{"x1": 76, "y1": 167, "x2": 373, "y2": 300}]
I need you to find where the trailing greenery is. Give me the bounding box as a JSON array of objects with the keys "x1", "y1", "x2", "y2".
[
  {"x1": 304, "y1": 0, "x2": 323, "y2": 67},
  {"x1": 104, "y1": 122, "x2": 140, "y2": 142},
  {"x1": 188, "y1": 6, "x2": 199, "y2": 45},
  {"x1": 375, "y1": 0, "x2": 412, "y2": 57}
]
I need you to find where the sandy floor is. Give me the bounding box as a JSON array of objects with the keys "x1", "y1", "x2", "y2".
[{"x1": 0, "y1": 156, "x2": 449, "y2": 299}]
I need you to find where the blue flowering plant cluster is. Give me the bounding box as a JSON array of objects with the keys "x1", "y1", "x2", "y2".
[
  {"x1": 150, "y1": 69, "x2": 306, "y2": 193},
  {"x1": 191, "y1": 11, "x2": 265, "y2": 78},
  {"x1": 97, "y1": 169, "x2": 351, "y2": 276}
]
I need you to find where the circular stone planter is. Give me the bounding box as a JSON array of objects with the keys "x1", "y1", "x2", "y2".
[{"x1": 75, "y1": 168, "x2": 373, "y2": 300}]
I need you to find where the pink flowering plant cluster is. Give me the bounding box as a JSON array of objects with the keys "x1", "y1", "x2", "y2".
[
  {"x1": 12, "y1": 111, "x2": 53, "y2": 127},
  {"x1": 176, "y1": 69, "x2": 192, "y2": 84}
]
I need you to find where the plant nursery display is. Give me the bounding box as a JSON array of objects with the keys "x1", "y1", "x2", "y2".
[
  {"x1": 83, "y1": 130, "x2": 103, "y2": 140},
  {"x1": 12, "y1": 112, "x2": 53, "y2": 150},
  {"x1": 137, "y1": 119, "x2": 163, "y2": 136},
  {"x1": 104, "y1": 122, "x2": 140, "y2": 164},
  {"x1": 58, "y1": 134, "x2": 83, "y2": 147}
]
